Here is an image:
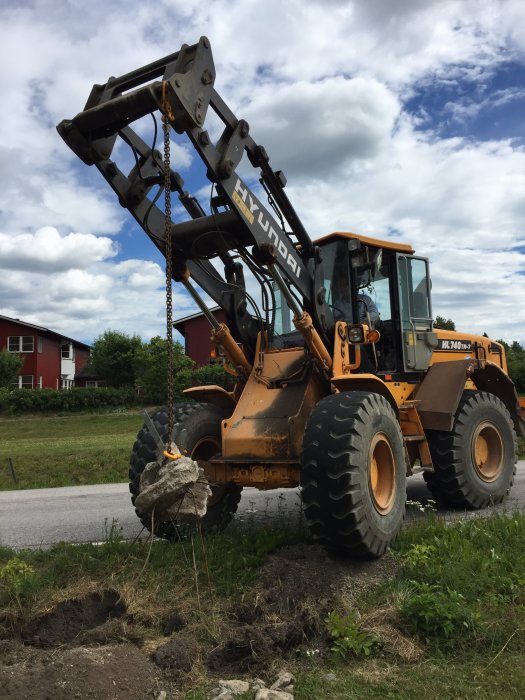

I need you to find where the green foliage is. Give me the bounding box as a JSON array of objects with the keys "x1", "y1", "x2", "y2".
[
  {"x1": 0, "y1": 558, "x2": 35, "y2": 607},
  {"x1": 434, "y1": 315, "x2": 456, "y2": 331},
  {"x1": 289, "y1": 651, "x2": 525, "y2": 699},
  {"x1": 0, "y1": 387, "x2": 138, "y2": 414},
  {"x1": 0, "y1": 526, "x2": 304, "y2": 614},
  {"x1": 325, "y1": 610, "x2": 381, "y2": 658},
  {"x1": 0, "y1": 350, "x2": 23, "y2": 388},
  {"x1": 88, "y1": 329, "x2": 143, "y2": 388},
  {"x1": 498, "y1": 339, "x2": 525, "y2": 392},
  {"x1": 400, "y1": 542, "x2": 436, "y2": 569},
  {"x1": 395, "y1": 514, "x2": 525, "y2": 603},
  {"x1": 400, "y1": 583, "x2": 478, "y2": 639},
  {"x1": 0, "y1": 387, "x2": 10, "y2": 412},
  {"x1": 0, "y1": 558, "x2": 34, "y2": 592},
  {"x1": 133, "y1": 336, "x2": 235, "y2": 401},
  {"x1": 393, "y1": 514, "x2": 525, "y2": 649},
  {"x1": 133, "y1": 335, "x2": 194, "y2": 403},
  {"x1": 191, "y1": 363, "x2": 236, "y2": 391}
]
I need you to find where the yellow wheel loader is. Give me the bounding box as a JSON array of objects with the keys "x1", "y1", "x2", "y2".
[{"x1": 58, "y1": 37, "x2": 524, "y2": 557}]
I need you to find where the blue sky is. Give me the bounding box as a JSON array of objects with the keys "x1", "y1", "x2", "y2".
[
  {"x1": 406, "y1": 59, "x2": 525, "y2": 141},
  {"x1": 0, "y1": 0, "x2": 524, "y2": 345}
]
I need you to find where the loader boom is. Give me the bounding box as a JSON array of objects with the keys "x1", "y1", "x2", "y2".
[{"x1": 57, "y1": 36, "x2": 332, "y2": 361}]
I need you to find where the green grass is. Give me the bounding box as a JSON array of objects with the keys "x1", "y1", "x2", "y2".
[
  {"x1": 0, "y1": 526, "x2": 304, "y2": 624},
  {"x1": 1, "y1": 514, "x2": 524, "y2": 699},
  {"x1": 287, "y1": 514, "x2": 525, "y2": 699},
  {"x1": 289, "y1": 652, "x2": 525, "y2": 699},
  {"x1": 1, "y1": 411, "x2": 523, "y2": 491},
  {"x1": 0, "y1": 411, "x2": 144, "y2": 489},
  {"x1": 391, "y1": 514, "x2": 525, "y2": 648}
]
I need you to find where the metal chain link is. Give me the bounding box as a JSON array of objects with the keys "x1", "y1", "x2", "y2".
[{"x1": 162, "y1": 87, "x2": 174, "y2": 449}]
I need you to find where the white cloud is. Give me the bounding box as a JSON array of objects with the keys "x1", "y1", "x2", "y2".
[
  {"x1": 239, "y1": 77, "x2": 399, "y2": 179},
  {"x1": 0, "y1": 227, "x2": 116, "y2": 272}
]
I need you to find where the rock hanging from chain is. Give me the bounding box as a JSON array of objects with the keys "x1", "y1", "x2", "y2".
[{"x1": 135, "y1": 450, "x2": 211, "y2": 522}]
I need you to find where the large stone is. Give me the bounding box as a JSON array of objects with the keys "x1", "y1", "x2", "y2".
[
  {"x1": 135, "y1": 456, "x2": 201, "y2": 515},
  {"x1": 270, "y1": 671, "x2": 294, "y2": 690},
  {"x1": 255, "y1": 690, "x2": 294, "y2": 700},
  {"x1": 210, "y1": 691, "x2": 234, "y2": 700},
  {"x1": 219, "y1": 679, "x2": 250, "y2": 694},
  {"x1": 161, "y1": 469, "x2": 211, "y2": 521}
]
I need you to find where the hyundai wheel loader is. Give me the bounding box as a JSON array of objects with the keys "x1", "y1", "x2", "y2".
[{"x1": 57, "y1": 37, "x2": 524, "y2": 557}]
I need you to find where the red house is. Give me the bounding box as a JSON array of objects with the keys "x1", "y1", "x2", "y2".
[
  {"x1": 173, "y1": 307, "x2": 226, "y2": 366},
  {"x1": 0, "y1": 315, "x2": 91, "y2": 389}
]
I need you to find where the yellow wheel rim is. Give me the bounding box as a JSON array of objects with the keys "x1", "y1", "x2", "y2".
[
  {"x1": 369, "y1": 433, "x2": 396, "y2": 515},
  {"x1": 472, "y1": 421, "x2": 503, "y2": 483}
]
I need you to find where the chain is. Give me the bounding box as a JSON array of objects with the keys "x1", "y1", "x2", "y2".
[{"x1": 162, "y1": 83, "x2": 174, "y2": 449}]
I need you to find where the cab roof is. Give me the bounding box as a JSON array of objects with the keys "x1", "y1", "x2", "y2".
[{"x1": 313, "y1": 231, "x2": 415, "y2": 254}]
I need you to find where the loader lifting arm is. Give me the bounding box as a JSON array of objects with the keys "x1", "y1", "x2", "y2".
[{"x1": 57, "y1": 36, "x2": 334, "y2": 366}]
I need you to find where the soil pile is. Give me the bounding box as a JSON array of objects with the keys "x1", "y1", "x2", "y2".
[{"x1": 0, "y1": 543, "x2": 418, "y2": 699}]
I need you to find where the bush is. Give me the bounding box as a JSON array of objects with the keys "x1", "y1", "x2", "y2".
[
  {"x1": 400, "y1": 583, "x2": 479, "y2": 639},
  {"x1": 0, "y1": 351, "x2": 23, "y2": 388},
  {"x1": 191, "y1": 363, "x2": 236, "y2": 391},
  {"x1": 325, "y1": 610, "x2": 381, "y2": 658},
  {"x1": 0, "y1": 387, "x2": 139, "y2": 414}
]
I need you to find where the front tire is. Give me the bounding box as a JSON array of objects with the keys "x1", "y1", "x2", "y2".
[
  {"x1": 300, "y1": 391, "x2": 406, "y2": 558},
  {"x1": 423, "y1": 391, "x2": 517, "y2": 508},
  {"x1": 129, "y1": 403, "x2": 242, "y2": 538}
]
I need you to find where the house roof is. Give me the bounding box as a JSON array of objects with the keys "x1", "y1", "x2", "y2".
[
  {"x1": 0, "y1": 314, "x2": 91, "y2": 350},
  {"x1": 173, "y1": 307, "x2": 222, "y2": 335}
]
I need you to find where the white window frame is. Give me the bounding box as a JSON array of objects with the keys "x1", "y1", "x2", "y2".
[
  {"x1": 15, "y1": 375, "x2": 34, "y2": 389},
  {"x1": 38, "y1": 337, "x2": 43, "y2": 353},
  {"x1": 8, "y1": 336, "x2": 34, "y2": 353},
  {"x1": 61, "y1": 342, "x2": 74, "y2": 359}
]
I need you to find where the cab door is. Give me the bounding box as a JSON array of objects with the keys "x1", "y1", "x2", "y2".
[{"x1": 396, "y1": 255, "x2": 438, "y2": 371}]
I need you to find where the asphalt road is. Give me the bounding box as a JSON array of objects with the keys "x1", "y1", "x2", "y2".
[{"x1": 1, "y1": 462, "x2": 524, "y2": 550}]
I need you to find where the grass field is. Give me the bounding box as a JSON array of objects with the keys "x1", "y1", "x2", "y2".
[
  {"x1": 0, "y1": 411, "x2": 144, "y2": 490},
  {"x1": 0, "y1": 514, "x2": 524, "y2": 698},
  {"x1": 1, "y1": 411, "x2": 524, "y2": 492}
]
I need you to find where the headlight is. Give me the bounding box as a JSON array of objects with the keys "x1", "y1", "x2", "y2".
[{"x1": 348, "y1": 326, "x2": 364, "y2": 343}]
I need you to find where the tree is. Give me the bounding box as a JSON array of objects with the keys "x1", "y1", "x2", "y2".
[
  {"x1": 502, "y1": 340, "x2": 525, "y2": 393},
  {"x1": 0, "y1": 350, "x2": 23, "y2": 388},
  {"x1": 434, "y1": 315, "x2": 456, "y2": 331},
  {"x1": 133, "y1": 336, "x2": 194, "y2": 403},
  {"x1": 88, "y1": 330, "x2": 143, "y2": 388},
  {"x1": 192, "y1": 363, "x2": 235, "y2": 391}
]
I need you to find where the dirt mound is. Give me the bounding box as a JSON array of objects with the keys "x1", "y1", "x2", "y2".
[
  {"x1": 155, "y1": 633, "x2": 199, "y2": 674},
  {"x1": 20, "y1": 590, "x2": 126, "y2": 648},
  {"x1": 255, "y1": 543, "x2": 398, "y2": 608},
  {"x1": 0, "y1": 543, "x2": 415, "y2": 698},
  {"x1": 199, "y1": 543, "x2": 401, "y2": 673},
  {"x1": 207, "y1": 619, "x2": 304, "y2": 672},
  {"x1": 0, "y1": 644, "x2": 161, "y2": 700}
]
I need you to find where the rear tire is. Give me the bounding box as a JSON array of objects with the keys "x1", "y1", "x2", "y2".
[
  {"x1": 300, "y1": 391, "x2": 406, "y2": 558},
  {"x1": 423, "y1": 390, "x2": 516, "y2": 508},
  {"x1": 129, "y1": 403, "x2": 242, "y2": 538}
]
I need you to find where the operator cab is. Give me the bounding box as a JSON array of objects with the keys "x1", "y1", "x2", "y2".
[{"x1": 273, "y1": 232, "x2": 437, "y2": 375}]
